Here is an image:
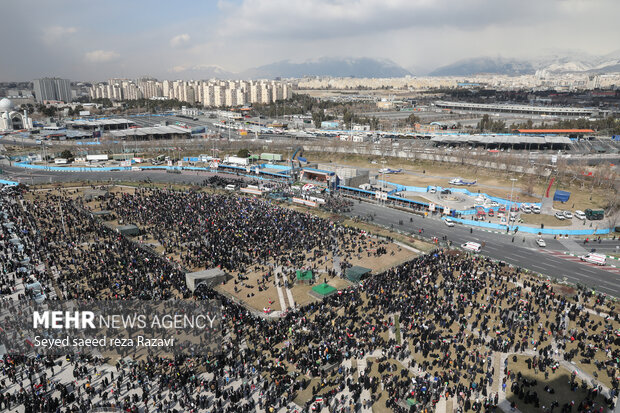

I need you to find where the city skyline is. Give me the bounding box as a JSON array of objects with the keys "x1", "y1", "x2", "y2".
[{"x1": 1, "y1": 0, "x2": 619, "y2": 81}]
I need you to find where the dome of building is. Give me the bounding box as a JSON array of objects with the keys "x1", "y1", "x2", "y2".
[{"x1": 0, "y1": 98, "x2": 14, "y2": 112}]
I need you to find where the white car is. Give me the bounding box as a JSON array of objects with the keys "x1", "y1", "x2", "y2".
[
  {"x1": 563, "y1": 211, "x2": 573, "y2": 219},
  {"x1": 579, "y1": 253, "x2": 606, "y2": 266},
  {"x1": 490, "y1": 201, "x2": 499, "y2": 207},
  {"x1": 462, "y1": 242, "x2": 482, "y2": 252},
  {"x1": 536, "y1": 238, "x2": 546, "y2": 247},
  {"x1": 444, "y1": 218, "x2": 455, "y2": 227},
  {"x1": 531, "y1": 205, "x2": 541, "y2": 214},
  {"x1": 555, "y1": 212, "x2": 566, "y2": 220},
  {"x1": 574, "y1": 210, "x2": 586, "y2": 220}
]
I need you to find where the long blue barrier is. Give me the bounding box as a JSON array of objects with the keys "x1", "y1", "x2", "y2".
[
  {"x1": 0, "y1": 179, "x2": 19, "y2": 186},
  {"x1": 378, "y1": 180, "x2": 542, "y2": 214},
  {"x1": 259, "y1": 164, "x2": 291, "y2": 171},
  {"x1": 444, "y1": 217, "x2": 613, "y2": 235}
]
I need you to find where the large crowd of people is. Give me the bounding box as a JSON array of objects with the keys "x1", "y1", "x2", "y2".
[{"x1": 0, "y1": 183, "x2": 618, "y2": 413}]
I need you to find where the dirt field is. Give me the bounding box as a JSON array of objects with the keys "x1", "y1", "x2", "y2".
[
  {"x1": 564, "y1": 313, "x2": 620, "y2": 390},
  {"x1": 385, "y1": 173, "x2": 539, "y2": 204},
  {"x1": 215, "y1": 241, "x2": 417, "y2": 313},
  {"x1": 365, "y1": 357, "x2": 410, "y2": 413},
  {"x1": 314, "y1": 153, "x2": 610, "y2": 211}
]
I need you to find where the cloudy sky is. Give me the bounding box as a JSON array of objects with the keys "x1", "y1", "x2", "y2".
[{"x1": 1, "y1": 0, "x2": 618, "y2": 81}]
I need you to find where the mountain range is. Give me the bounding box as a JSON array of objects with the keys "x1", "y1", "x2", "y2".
[
  {"x1": 168, "y1": 52, "x2": 620, "y2": 80},
  {"x1": 428, "y1": 50, "x2": 620, "y2": 76},
  {"x1": 169, "y1": 57, "x2": 412, "y2": 80}
]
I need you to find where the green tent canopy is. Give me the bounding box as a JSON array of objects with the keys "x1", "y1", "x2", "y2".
[
  {"x1": 296, "y1": 269, "x2": 313, "y2": 281},
  {"x1": 345, "y1": 266, "x2": 371, "y2": 283},
  {"x1": 311, "y1": 283, "x2": 337, "y2": 297}
]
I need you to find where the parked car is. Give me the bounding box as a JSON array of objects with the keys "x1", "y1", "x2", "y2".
[
  {"x1": 441, "y1": 189, "x2": 452, "y2": 195},
  {"x1": 574, "y1": 210, "x2": 586, "y2": 220},
  {"x1": 536, "y1": 238, "x2": 546, "y2": 248},
  {"x1": 554, "y1": 212, "x2": 566, "y2": 220},
  {"x1": 563, "y1": 211, "x2": 573, "y2": 219},
  {"x1": 521, "y1": 205, "x2": 532, "y2": 214},
  {"x1": 531, "y1": 205, "x2": 541, "y2": 214}
]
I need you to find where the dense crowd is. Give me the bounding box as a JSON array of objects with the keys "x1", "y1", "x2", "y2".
[
  {"x1": 0, "y1": 185, "x2": 618, "y2": 413},
  {"x1": 97, "y1": 188, "x2": 368, "y2": 275}
]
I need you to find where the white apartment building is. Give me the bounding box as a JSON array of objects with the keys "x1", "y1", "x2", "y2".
[
  {"x1": 260, "y1": 84, "x2": 271, "y2": 104},
  {"x1": 224, "y1": 88, "x2": 236, "y2": 107},
  {"x1": 213, "y1": 85, "x2": 224, "y2": 107},
  {"x1": 89, "y1": 78, "x2": 294, "y2": 107}
]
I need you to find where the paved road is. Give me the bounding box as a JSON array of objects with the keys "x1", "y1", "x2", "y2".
[
  {"x1": 2, "y1": 162, "x2": 620, "y2": 297},
  {"x1": 346, "y1": 201, "x2": 620, "y2": 297}
]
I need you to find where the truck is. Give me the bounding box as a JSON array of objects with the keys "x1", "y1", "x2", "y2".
[
  {"x1": 225, "y1": 156, "x2": 250, "y2": 166},
  {"x1": 585, "y1": 209, "x2": 604, "y2": 220},
  {"x1": 86, "y1": 154, "x2": 109, "y2": 162}
]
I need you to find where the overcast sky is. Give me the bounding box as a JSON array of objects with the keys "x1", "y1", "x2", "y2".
[{"x1": 1, "y1": 0, "x2": 618, "y2": 81}]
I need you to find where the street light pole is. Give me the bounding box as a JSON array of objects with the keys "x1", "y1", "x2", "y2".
[
  {"x1": 381, "y1": 159, "x2": 386, "y2": 205},
  {"x1": 509, "y1": 178, "x2": 517, "y2": 209},
  {"x1": 509, "y1": 178, "x2": 517, "y2": 226}
]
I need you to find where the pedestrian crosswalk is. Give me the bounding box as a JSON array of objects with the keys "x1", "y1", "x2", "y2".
[{"x1": 539, "y1": 249, "x2": 620, "y2": 274}]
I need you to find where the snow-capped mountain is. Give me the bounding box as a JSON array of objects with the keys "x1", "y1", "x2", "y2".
[{"x1": 428, "y1": 51, "x2": 620, "y2": 76}]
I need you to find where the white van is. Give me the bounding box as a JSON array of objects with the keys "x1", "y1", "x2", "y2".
[
  {"x1": 461, "y1": 242, "x2": 482, "y2": 252},
  {"x1": 579, "y1": 253, "x2": 606, "y2": 266},
  {"x1": 574, "y1": 210, "x2": 586, "y2": 220},
  {"x1": 225, "y1": 184, "x2": 236, "y2": 191}
]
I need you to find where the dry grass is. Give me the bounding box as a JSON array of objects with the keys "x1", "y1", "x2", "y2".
[{"x1": 519, "y1": 214, "x2": 574, "y2": 228}]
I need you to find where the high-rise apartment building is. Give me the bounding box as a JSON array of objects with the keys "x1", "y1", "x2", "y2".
[
  {"x1": 33, "y1": 77, "x2": 72, "y2": 103},
  {"x1": 88, "y1": 78, "x2": 294, "y2": 107}
]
